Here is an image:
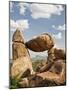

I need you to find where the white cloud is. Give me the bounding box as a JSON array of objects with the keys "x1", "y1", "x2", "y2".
[
  {"x1": 29, "y1": 4, "x2": 64, "y2": 19},
  {"x1": 17, "y1": 3, "x2": 64, "y2": 19},
  {"x1": 10, "y1": 2, "x2": 14, "y2": 12},
  {"x1": 52, "y1": 32, "x2": 62, "y2": 39},
  {"x1": 52, "y1": 24, "x2": 65, "y2": 31},
  {"x1": 18, "y1": 3, "x2": 29, "y2": 15},
  {"x1": 10, "y1": 19, "x2": 29, "y2": 31}
]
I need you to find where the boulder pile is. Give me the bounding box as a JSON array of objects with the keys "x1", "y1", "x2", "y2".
[{"x1": 10, "y1": 29, "x2": 66, "y2": 87}]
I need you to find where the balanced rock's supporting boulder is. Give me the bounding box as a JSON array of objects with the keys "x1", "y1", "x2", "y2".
[
  {"x1": 26, "y1": 33, "x2": 54, "y2": 52},
  {"x1": 48, "y1": 48, "x2": 66, "y2": 62},
  {"x1": 11, "y1": 29, "x2": 34, "y2": 79}
]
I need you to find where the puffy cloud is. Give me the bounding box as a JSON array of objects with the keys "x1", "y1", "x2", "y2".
[
  {"x1": 10, "y1": 2, "x2": 14, "y2": 12},
  {"x1": 52, "y1": 24, "x2": 65, "y2": 31},
  {"x1": 52, "y1": 32, "x2": 62, "y2": 39},
  {"x1": 18, "y1": 3, "x2": 29, "y2": 15},
  {"x1": 17, "y1": 3, "x2": 64, "y2": 19},
  {"x1": 10, "y1": 19, "x2": 29, "y2": 31},
  {"x1": 29, "y1": 4, "x2": 64, "y2": 19}
]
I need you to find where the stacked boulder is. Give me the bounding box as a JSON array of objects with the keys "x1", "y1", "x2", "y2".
[{"x1": 26, "y1": 33, "x2": 54, "y2": 52}]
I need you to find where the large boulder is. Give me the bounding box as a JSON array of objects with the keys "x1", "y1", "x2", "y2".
[
  {"x1": 26, "y1": 33, "x2": 54, "y2": 52},
  {"x1": 11, "y1": 56, "x2": 34, "y2": 79},
  {"x1": 11, "y1": 29, "x2": 34, "y2": 79}
]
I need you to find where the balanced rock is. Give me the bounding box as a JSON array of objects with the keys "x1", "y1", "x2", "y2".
[{"x1": 26, "y1": 33, "x2": 54, "y2": 52}]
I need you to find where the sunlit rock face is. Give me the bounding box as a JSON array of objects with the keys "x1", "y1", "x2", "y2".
[
  {"x1": 11, "y1": 29, "x2": 34, "y2": 79},
  {"x1": 11, "y1": 56, "x2": 34, "y2": 79},
  {"x1": 12, "y1": 42, "x2": 28, "y2": 60},
  {"x1": 26, "y1": 33, "x2": 54, "y2": 52}
]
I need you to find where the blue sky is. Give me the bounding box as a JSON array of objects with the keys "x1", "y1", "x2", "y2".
[{"x1": 10, "y1": 1, "x2": 66, "y2": 59}]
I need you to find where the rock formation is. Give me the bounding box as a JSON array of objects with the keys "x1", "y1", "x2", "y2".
[
  {"x1": 11, "y1": 31, "x2": 66, "y2": 88},
  {"x1": 26, "y1": 33, "x2": 54, "y2": 52},
  {"x1": 11, "y1": 29, "x2": 34, "y2": 79}
]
